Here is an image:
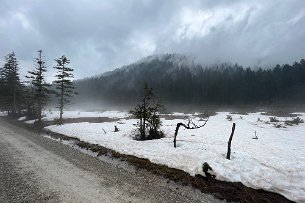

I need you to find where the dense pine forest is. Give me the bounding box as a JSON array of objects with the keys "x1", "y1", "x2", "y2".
[{"x1": 75, "y1": 54, "x2": 305, "y2": 107}]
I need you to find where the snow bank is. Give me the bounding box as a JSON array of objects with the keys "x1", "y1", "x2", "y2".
[
  {"x1": 18, "y1": 116, "x2": 26, "y2": 121},
  {"x1": 45, "y1": 111, "x2": 305, "y2": 202}
]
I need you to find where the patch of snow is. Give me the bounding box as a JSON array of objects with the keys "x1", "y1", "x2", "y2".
[
  {"x1": 0, "y1": 111, "x2": 8, "y2": 116},
  {"x1": 45, "y1": 111, "x2": 305, "y2": 202},
  {"x1": 18, "y1": 116, "x2": 26, "y2": 121},
  {"x1": 25, "y1": 120, "x2": 35, "y2": 124},
  {"x1": 170, "y1": 112, "x2": 190, "y2": 116}
]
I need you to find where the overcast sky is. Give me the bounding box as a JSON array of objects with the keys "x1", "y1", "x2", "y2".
[{"x1": 1, "y1": 0, "x2": 304, "y2": 81}]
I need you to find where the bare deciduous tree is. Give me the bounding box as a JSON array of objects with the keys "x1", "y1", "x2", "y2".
[{"x1": 173, "y1": 114, "x2": 209, "y2": 148}]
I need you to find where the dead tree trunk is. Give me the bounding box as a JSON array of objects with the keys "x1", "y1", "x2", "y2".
[
  {"x1": 226, "y1": 123, "x2": 236, "y2": 160},
  {"x1": 174, "y1": 123, "x2": 186, "y2": 148}
]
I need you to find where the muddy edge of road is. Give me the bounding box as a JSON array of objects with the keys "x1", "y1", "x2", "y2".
[{"x1": 3, "y1": 117, "x2": 294, "y2": 203}]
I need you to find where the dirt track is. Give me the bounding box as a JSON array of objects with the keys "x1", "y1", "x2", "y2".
[{"x1": 0, "y1": 117, "x2": 221, "y2": 203}]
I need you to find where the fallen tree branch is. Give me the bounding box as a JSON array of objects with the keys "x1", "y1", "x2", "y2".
[{"x1": 102, "y1": 128, "x2": 106, "y2": 134}]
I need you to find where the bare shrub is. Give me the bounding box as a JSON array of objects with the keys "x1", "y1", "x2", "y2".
[
  {"x1": 285, "y1": 117, "x2": 304, "y2": 126},
  {"x1": 226, "y1": 115, "x2": 232, "y2": 121},
  {"x1": 269, "y1": 117, "x2": 279, "y2": 122}
]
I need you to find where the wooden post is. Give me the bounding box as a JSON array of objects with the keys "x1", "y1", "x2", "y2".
[
  {"x1": 114, "y1": 126, "x2": 119, "y2": 132},
  {"x1": 226, "y1": 123, "x2": 236, "y2": 160},
  {"x1": 173, "y1": 123, "x2": 183, "y2": 148}
]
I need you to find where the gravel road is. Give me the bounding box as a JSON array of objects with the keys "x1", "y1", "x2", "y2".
[{"x1": 0, "y1": 118, "x2": 223, "y2": 203}]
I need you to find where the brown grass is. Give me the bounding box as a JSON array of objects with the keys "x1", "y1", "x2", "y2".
[{"x1": 44, "y1": 130, "x2": 294, "y2": 203}]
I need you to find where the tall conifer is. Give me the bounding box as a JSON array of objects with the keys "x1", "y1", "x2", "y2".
[
  {"x1": 53, "y1": 55, "x2": 76, "y2": 121},
  {"x1": 0, "y1": 52, "x2": 22, "y2": 115},
  {"x1": 27, "y1": 50, "x2": 50, "y2": 122}
]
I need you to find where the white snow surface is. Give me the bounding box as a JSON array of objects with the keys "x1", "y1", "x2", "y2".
[
  {"x1": 18, "y1": 116, "x2": 26, "y2": 121},
  {"x1": 42, "y1": 110, "x2": 129, "y2": 120},
  {"x1": 25, "y1": 110, "x2": 129, "y2": 123},
  {"x1": 0, "y1": 111, "x2": 8, "y2": 116},
  {"x1": 45, "y1": 111, "x2": 305, "y2": 202},
  {"x1": 25, "y1": 120, "x2": 35, "y2": 124}
]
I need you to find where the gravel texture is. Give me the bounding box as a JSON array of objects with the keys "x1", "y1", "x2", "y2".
[
  {"x1": 0, "y1": 136, "x2": 59, "y2": 203},
  {"x1": 0, "y1": 118, "x2": 222, "y2": 203}
]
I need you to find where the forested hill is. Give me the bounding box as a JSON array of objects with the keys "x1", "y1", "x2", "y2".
[{"x1": 75, "y1": 54, "x2": 305, "y2": 107}]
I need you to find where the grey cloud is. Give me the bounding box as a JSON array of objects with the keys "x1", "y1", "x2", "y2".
[{"x1": 0, "y1": 0, "x2": 304, "y2": 80}]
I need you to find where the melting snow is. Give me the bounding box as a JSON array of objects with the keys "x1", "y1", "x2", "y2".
[{"x1": 41, "y1": 111, "x2": 305, "y2": 202}]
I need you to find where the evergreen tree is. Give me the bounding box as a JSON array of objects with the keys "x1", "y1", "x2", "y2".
[
  {"x1": 23, "y1": 84, "x2": 37, "y2": 119},
  {"x1": 75, "y1": 56, "x2": 305, "y2": 106},
  {"x1": 53, "y1": 55, "x2": 76, "y2": 122},
  {"x1": 26, "y1": 50, "x2": 51, "y2": 122},
  {"x1": 130, "y1": 83, "x2": 164, "y2": 140},
  {"x1": 0, "y1": 52, "x2": 22, "y2": 115},
  {"x1": 0, "y1": 77, "x2": 5, "y2": 111}
]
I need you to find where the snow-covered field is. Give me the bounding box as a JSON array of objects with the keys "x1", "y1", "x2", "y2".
[
  {"x1": 24, "y1": 110, "x2": 129, "y2": 123},
  {"x1": 17, "y1": 110, "x2": 305, "y2": 202},
  {"x1": 44, "y1": 110, "x2": 129, "y2": 120}
]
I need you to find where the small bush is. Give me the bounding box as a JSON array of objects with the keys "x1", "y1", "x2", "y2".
[
  {"x1": 269, "y1": 117, "x2": 279, "y2": 122},
  {"x1": 130, "y1": 83, "x2": 165, "y2": 141},
  {"x1": 202, "y1": 162, "x2": 215, "y2": 178},
  {"x1": 274, "y1": 124, "x2": 282, "y2": 128},
  {"x1": 135, "y1": 129, "x2": 164, "y2": 140},
  {"x1": 285, "y1": 117, "x2": 304, "y2": 126},
  {"x1": 226, "y1": 115, "x2": 232, "y2": 121}
]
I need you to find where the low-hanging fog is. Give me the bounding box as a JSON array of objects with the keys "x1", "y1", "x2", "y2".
[{"x1": 1, "y1": 0, "x2": 305, "y2": 112}]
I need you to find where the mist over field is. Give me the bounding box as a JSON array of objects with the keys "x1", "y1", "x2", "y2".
[
  {"x1": 1, "y1": 1, "x2": 305, "y2": 202},
  {"x1": 1, "y1": 0, "x2": 304, "y2": 112},
  {"x1": 71, "y1": 54, "x2": 305, "y2": 113}
]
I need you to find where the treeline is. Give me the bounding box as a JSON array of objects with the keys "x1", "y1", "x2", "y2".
[
  {"x1": 0, "y1": 51, "x2": 76, "y2": 123},
  {"x1": 76, "y1": 55, "x2": 305, "y2": 106}
]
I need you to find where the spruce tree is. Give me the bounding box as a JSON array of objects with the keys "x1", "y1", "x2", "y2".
[
  {"x1": 0, "y1": 77, "x2": 5, "y2": 111},
  {"x1": 23, "y1": 84, "x2": 37, "y2": 119},
  {"x1": 53, "y1": 55, "x2": 76, "y2": 122},
  {"x1": 130, "y1": 83, "x2": 164, "y2": 140},
  {"x1": 0, "y1": 52, "x2": 22, "y2": 115},
  {"x1": 26, "y1": 50, "x2": 50, "y2": 122}
]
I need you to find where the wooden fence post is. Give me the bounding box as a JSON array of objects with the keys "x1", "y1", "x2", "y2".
[{"x1": 226, "y1": 123, "x2": 236, "y2": 160}]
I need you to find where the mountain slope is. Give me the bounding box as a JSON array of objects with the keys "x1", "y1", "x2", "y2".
[{"x1": 75, "y1": 54, "x2": 305, "y2": 108}]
